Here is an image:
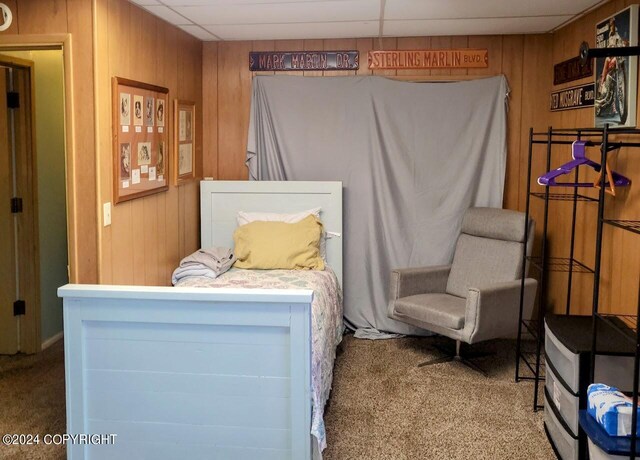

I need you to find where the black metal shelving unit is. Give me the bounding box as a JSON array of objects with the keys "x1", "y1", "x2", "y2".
[
  {"x1": 516, "y1": 125, "x2": 640, "y2": 456},
  {"x1": 515, "y1": 127, "x2": 598, "y2": 411},
  {"x1": 583, "y1": 124, "x2": 640, "y2": 459}
]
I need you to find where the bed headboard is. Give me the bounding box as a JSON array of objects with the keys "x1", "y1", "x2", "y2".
[{"x1": 200, "y1": 180, "x2": 343, "y2": 287}]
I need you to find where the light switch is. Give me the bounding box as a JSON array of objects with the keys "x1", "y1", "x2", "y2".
[{"x1": 103, "y1": 202, "x2": 111, "y2": 227}]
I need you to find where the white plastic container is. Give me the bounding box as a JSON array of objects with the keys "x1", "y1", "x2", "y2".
[{"x1": 588, "y1": 438, "x2": 628, "y2": 460}]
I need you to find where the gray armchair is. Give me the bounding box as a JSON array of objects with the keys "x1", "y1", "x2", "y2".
[{"x1": 387, "y1": 207, "x2": 537, "y2": 375}]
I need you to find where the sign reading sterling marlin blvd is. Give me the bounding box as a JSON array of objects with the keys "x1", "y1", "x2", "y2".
[
  {"x1": 368, "y1": 49, "x2": 488, "y2": 70},
  {"x1": 249, "y1": 51, "x2": 359, "y2": 71},
  {"x1": 550, "y1": 83, "x2": 596, "y2": 112}
]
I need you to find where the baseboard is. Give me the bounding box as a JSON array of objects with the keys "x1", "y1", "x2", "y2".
[{"x1": 41, "y1": 331, "x2": 63, "y2": 350}]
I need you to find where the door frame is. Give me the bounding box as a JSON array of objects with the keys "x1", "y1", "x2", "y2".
[
  {"x1": 0, "y1": 53, "x2": 40, "y2": 353},
  {"x1": 0, "y1": 34, "x2": 76, "y2": 352}
]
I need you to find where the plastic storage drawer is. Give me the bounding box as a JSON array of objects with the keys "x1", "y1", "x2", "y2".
[
  {"x1": 545, "y1": 390, "x2": 579, "y2": 460},
  {"x1": 545, "y1": 315, "x2": 635, "y2": 393},
  {"x1": 546, "y1": 358, "x2": 580, "y2": 437},
  {"x1": 545, "y1": 319, "x2": 582, "y2": 394}
]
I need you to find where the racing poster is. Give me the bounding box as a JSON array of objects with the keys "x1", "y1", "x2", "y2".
[{"x1": 594, "y1": 4, "x2": 638, "y2": 128}]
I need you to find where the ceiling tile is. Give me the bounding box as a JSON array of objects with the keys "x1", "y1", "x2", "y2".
[
  {"x1": 142, "y1": 5, "x2": 191, "y2": 25},
  {"x1": 383, "y1": 16, "x2": 573, "y2": 37},
  {"x1": 129, "y1": 0, "x2": 161, "y2": 5},
  {"x1": 161, "y1": 0, "x2": 342, "y2": 4},
  {"x1": 174, "y1": 0, "x2": 378, "y2": 25},
  {"x1": 178, "y1": 24, "x2": 220, "y2": 41},
  {"x1": 384, "y1": 0, "x2": 603, "y2": 20},
  {"x1": 131, "y1": 0, "x2": 606, "y2": 41},
  {"x1": 205, "y1": 21, "x2": 378, "y2": 41}
]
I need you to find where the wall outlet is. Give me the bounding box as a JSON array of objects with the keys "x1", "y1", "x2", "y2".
[{"x1": 103, "y1": 202, "x2": 111, "y2": 227}]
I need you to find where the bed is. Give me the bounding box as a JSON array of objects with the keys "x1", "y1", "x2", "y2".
[{"x1": 58, "y1": 180, "x2": 343, "y2": 460}]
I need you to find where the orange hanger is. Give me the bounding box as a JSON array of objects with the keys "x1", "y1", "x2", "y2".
[{"x1": 593, "y1": 158, "x2": 618, "y2": 196}]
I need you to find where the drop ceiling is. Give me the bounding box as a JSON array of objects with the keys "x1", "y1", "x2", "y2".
[{"x1": 129, "y1": 0, "x2": 609, "y2": 42}]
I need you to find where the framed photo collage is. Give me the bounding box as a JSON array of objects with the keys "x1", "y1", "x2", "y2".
[{"x1": 112, "y1": 77, "x2": 197, "y2": 204}]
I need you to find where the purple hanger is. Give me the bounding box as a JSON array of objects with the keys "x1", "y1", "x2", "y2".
[{"x1": 537, "y1": 140, "x2": 631, "y2": 187}]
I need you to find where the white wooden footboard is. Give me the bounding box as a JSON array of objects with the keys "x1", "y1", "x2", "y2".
[{"x1": 58, "y1": 284, "x2": 313, "y2": 460}]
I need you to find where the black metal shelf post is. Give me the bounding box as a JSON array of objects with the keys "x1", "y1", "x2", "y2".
[
  {"x1": 632, "y1": 282, "x2": 640, "y2": 460},
  {"x1": 567, "y1": 130, "x2": 582, "y2": 316},
  {"x1": 533, "y1": 126, "x2": 553, "y2": 411},
  {"x1": 515, "y1": 127, "x2": 534, "y2": 386},
  {"x1": 627, "y1": 283, "x2": 640, "y2": 460},
  {"x1": 589, "y1": 123, "x2": 610, "y2": 387}
]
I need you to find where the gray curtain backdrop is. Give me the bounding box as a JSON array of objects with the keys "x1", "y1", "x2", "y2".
[{"x1": 246, "y1": 75, "x2": 508, "y2": 335}]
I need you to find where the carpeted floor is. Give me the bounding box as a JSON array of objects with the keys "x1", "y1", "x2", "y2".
[
  {"x1": 323, "y1": 335, "x2": 554, "y2": 460},
  {"x1": 0, "y1": 340, "x2": 66, "y2": 460},
  {"x1": 0, "y1": 335, "x2": 554, "y2": 460}
]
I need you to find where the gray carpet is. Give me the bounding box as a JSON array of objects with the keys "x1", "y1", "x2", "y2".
[
  {"x1": 323, "y1": 335, "x2": 555, "y2": 460},
  {"x1": 0, "y1": 335, "x2": 554, "y2": 459},
  {"x1": 0, "y1": 340, "x2": 66, "y2": 460}
]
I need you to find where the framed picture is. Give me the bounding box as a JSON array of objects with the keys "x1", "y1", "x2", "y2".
[
  {"x1": 156, "y1": 98, "x2": 165, "y2": 127},
  {"x1": 174, "y1": 100, "x2": 197, "y2": 185},
  {"x1": 145, "y1": 96, "x2": 154, "y2": 127},
  {"x1": 119, "y1": 93, "x2": 130, "y2": 126},
  {"x1": 112, "y1": 77, "x2": 169, "y2": 204},
  {"x1": 133, "y1": 95, "x2": 143, "y2": 126},
  {"x1": 594, "y1": 4, "x2": 638, "y2": 128}
]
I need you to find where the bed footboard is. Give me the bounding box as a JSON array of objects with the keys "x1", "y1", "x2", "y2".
[{"x1": 58, "y1": 284, "x2": 313, "y2": 460}]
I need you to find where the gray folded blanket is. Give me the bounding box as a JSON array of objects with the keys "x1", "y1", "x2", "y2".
[{"x1": 172, "y1": 247, "x2": 236, "y2": 285}]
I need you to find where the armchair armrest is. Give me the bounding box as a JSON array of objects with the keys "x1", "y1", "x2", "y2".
[
  {"x1": 463, "y1": 278, "x2": 537, "y2": 344},
  {"x1": 389, "y1": 265, "x2": 451, "y2": 301}
]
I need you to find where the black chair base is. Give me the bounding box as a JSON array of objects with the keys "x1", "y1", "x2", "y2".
[{"x1": 417, "y1": 341, "x2": 493, "y2": 377}]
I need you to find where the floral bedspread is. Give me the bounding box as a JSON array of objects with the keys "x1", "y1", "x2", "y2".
[{"x1": 176, "y1": 267, "x2": 344, "y2": 452}]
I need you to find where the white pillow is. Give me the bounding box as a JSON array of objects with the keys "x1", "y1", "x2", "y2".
[
  {"x1": 237, "y1": 208, "x2": 326, "y2": 260},
  {"x1": 237, "y1": 207, "x2": 321, "y2": 226}
]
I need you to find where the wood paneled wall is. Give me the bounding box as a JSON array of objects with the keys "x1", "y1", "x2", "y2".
[
  {"x1": 203, "y1": 31, "x2": 640, "y2": 317},
  {"x1": 203, "y1": 35, "x2": 552, "y2": 218},
  {"x1": 1, "y1": 0, "x2": 202, "y2": 286},
  {"x1": 0, "y1": 0, "x2": 98, "y2": 284},
  {"x1": 6, "y1": 0, "x2": 637, "y2": 310},
  {"x1": 203, "y1": 19, "x2": 639, "y2": 316},
  {"x1": 95, "y1": 0, "x2": 203, "y2": 285},
  {"x1": 202, "y1": 34, "x2": 569, "y2": 319},
  {"x1": 541, "y1": 0, "x2": 640, "y2": 316}
]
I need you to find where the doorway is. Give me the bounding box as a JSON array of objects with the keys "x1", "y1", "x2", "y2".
[{"x1": 0, "y1": 49, "x2": 69, "y2": 354}]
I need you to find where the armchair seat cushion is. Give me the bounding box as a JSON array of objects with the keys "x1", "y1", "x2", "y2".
[{"x1": 394, "y1": 293, "x2": 466, "y2": 330}]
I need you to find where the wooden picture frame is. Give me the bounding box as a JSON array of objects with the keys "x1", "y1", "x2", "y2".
[
  {"x1": 173, "y1": 100, "x2": 196, "y2": 185},
  {"x1": 112, "y1": 77, "x2": 169, "y2": 204}
]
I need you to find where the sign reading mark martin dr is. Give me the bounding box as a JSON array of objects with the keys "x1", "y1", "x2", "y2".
[
  {"x1": 249, "y1": 51, "x2": 359, "y2": 72},
  {"x1": 368, "y1": 49, "x2": 488, "y2": 70},
  {"x1": 550, "y1": 83, "x2": 595, "y2": 112}
]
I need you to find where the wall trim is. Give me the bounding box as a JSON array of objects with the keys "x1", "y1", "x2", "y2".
[{"x1": 41, "y1": 331, "x2": 63, "y2": 350}]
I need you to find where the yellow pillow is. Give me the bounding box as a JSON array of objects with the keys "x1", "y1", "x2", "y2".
[{"x1": 233, "y1": 214, "x2": 325, "y2": 270}]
